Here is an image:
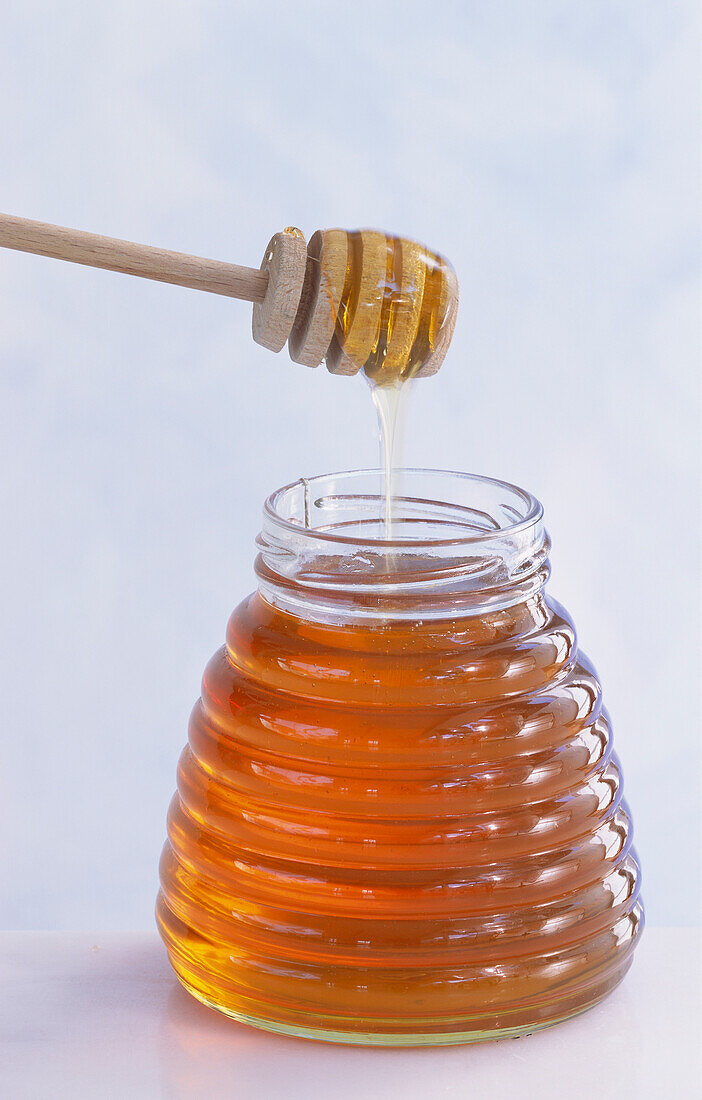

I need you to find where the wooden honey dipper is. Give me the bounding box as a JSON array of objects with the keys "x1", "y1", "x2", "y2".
[{"x1": 0, "y1": 214, "x2": 459, "y2": 383}]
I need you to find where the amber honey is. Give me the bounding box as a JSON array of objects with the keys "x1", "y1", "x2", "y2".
[
  {"x1": 157, "y1": 471, "x2": 643, "y2": 1043},
  {"x1": 301, "y1": 228, "x2": 459, "y2": 532},
  {"x1": 326, "y1": 230, "x2": 457, "y2": 382}
]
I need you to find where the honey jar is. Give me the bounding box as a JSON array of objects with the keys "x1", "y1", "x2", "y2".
[{"x1": 157, "y1": 469, "x2": 642, "y2": 1044}]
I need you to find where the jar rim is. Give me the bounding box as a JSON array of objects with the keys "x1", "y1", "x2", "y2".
[{"x1": 263, "y1": 468, "x2": 543, "y2": 549}]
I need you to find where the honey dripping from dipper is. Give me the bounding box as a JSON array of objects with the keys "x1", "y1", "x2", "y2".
[{"x1": 289, "y1": 228, "x2": 459, "y2": 536}]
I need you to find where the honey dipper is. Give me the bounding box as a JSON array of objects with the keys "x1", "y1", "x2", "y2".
[{"x1": 0, "y1": 214, "x2": 458, "y2": 382}]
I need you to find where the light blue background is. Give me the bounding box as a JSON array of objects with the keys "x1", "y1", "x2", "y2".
[{"x1": 1, "y1": 1, "x2": 699, "y2": 929}]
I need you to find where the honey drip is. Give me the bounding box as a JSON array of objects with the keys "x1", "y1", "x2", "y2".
[
  {"x1": 290, "y1": 228, "x2": 457, "y2": 538},
  {"x1": 370, "y1": 380, "x2": 405, "y2": 540},
  {"x1": 318, "y1": 229, "x2": 457, "y2": 537}
]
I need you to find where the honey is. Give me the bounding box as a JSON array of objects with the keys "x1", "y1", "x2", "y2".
[
  {"x1": 295, "y1": 228, "x2": 458, "y2": 533},
  {"x1": 323, "y1": 230, "x2": 457, "y2": 383},
  {"x1": 157, "y1": 471, "x2": 643, "y2": 1043}
]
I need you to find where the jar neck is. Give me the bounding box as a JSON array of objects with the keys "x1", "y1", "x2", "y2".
[{"x1": 255, "y1": 469, "x2": 550, "y2": 624}]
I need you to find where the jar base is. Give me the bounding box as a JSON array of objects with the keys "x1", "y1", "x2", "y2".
[{"x1": 176, "y1": 974, "x2": 615, "y2": 1047}]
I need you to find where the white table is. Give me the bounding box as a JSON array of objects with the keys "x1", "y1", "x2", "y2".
[{"x1": 1, "y1": 929, "x2": 699, "y2": 1099}]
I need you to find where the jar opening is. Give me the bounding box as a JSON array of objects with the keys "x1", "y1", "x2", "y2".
[
  {"x1": 264, "y1": 469, "x2": 542, "y2": 548},
  {"x1": 257, "y1": 470, "x2": 550, "y2": 622}
]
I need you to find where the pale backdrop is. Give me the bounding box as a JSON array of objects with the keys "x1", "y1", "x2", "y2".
[{"x1": 1, "y1": 1, "x2": 699, "y2": 928}]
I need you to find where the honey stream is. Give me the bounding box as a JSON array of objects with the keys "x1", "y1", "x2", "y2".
[{"x1": 321, "y1": 229, "x2": 458, "y2": 539}]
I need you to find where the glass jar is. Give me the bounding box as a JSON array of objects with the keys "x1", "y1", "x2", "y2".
[{"x1": 157, "y1": 469, "x2": 643, "y2": 1045}]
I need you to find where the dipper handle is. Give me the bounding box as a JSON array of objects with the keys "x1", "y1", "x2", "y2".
[{"x1": 0, "y1": 212, "x2": 269, "y2": 303}]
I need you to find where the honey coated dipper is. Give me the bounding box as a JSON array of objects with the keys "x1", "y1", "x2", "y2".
[{"x1": 0, "y1": 214, "x2": 459, "y2": 383}]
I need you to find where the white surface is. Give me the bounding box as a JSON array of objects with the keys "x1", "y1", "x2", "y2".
[
  {"x1": 1, "y1": 929, "x2": 699, "y2": 1099},
  {"x1": 1, "y1": 3, "x2": 700, "y2": 931}
]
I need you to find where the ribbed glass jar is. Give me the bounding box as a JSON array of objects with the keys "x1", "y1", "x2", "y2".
[{"x1": 157, "y1": 469, "x2": 643, "y2": 1045}]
